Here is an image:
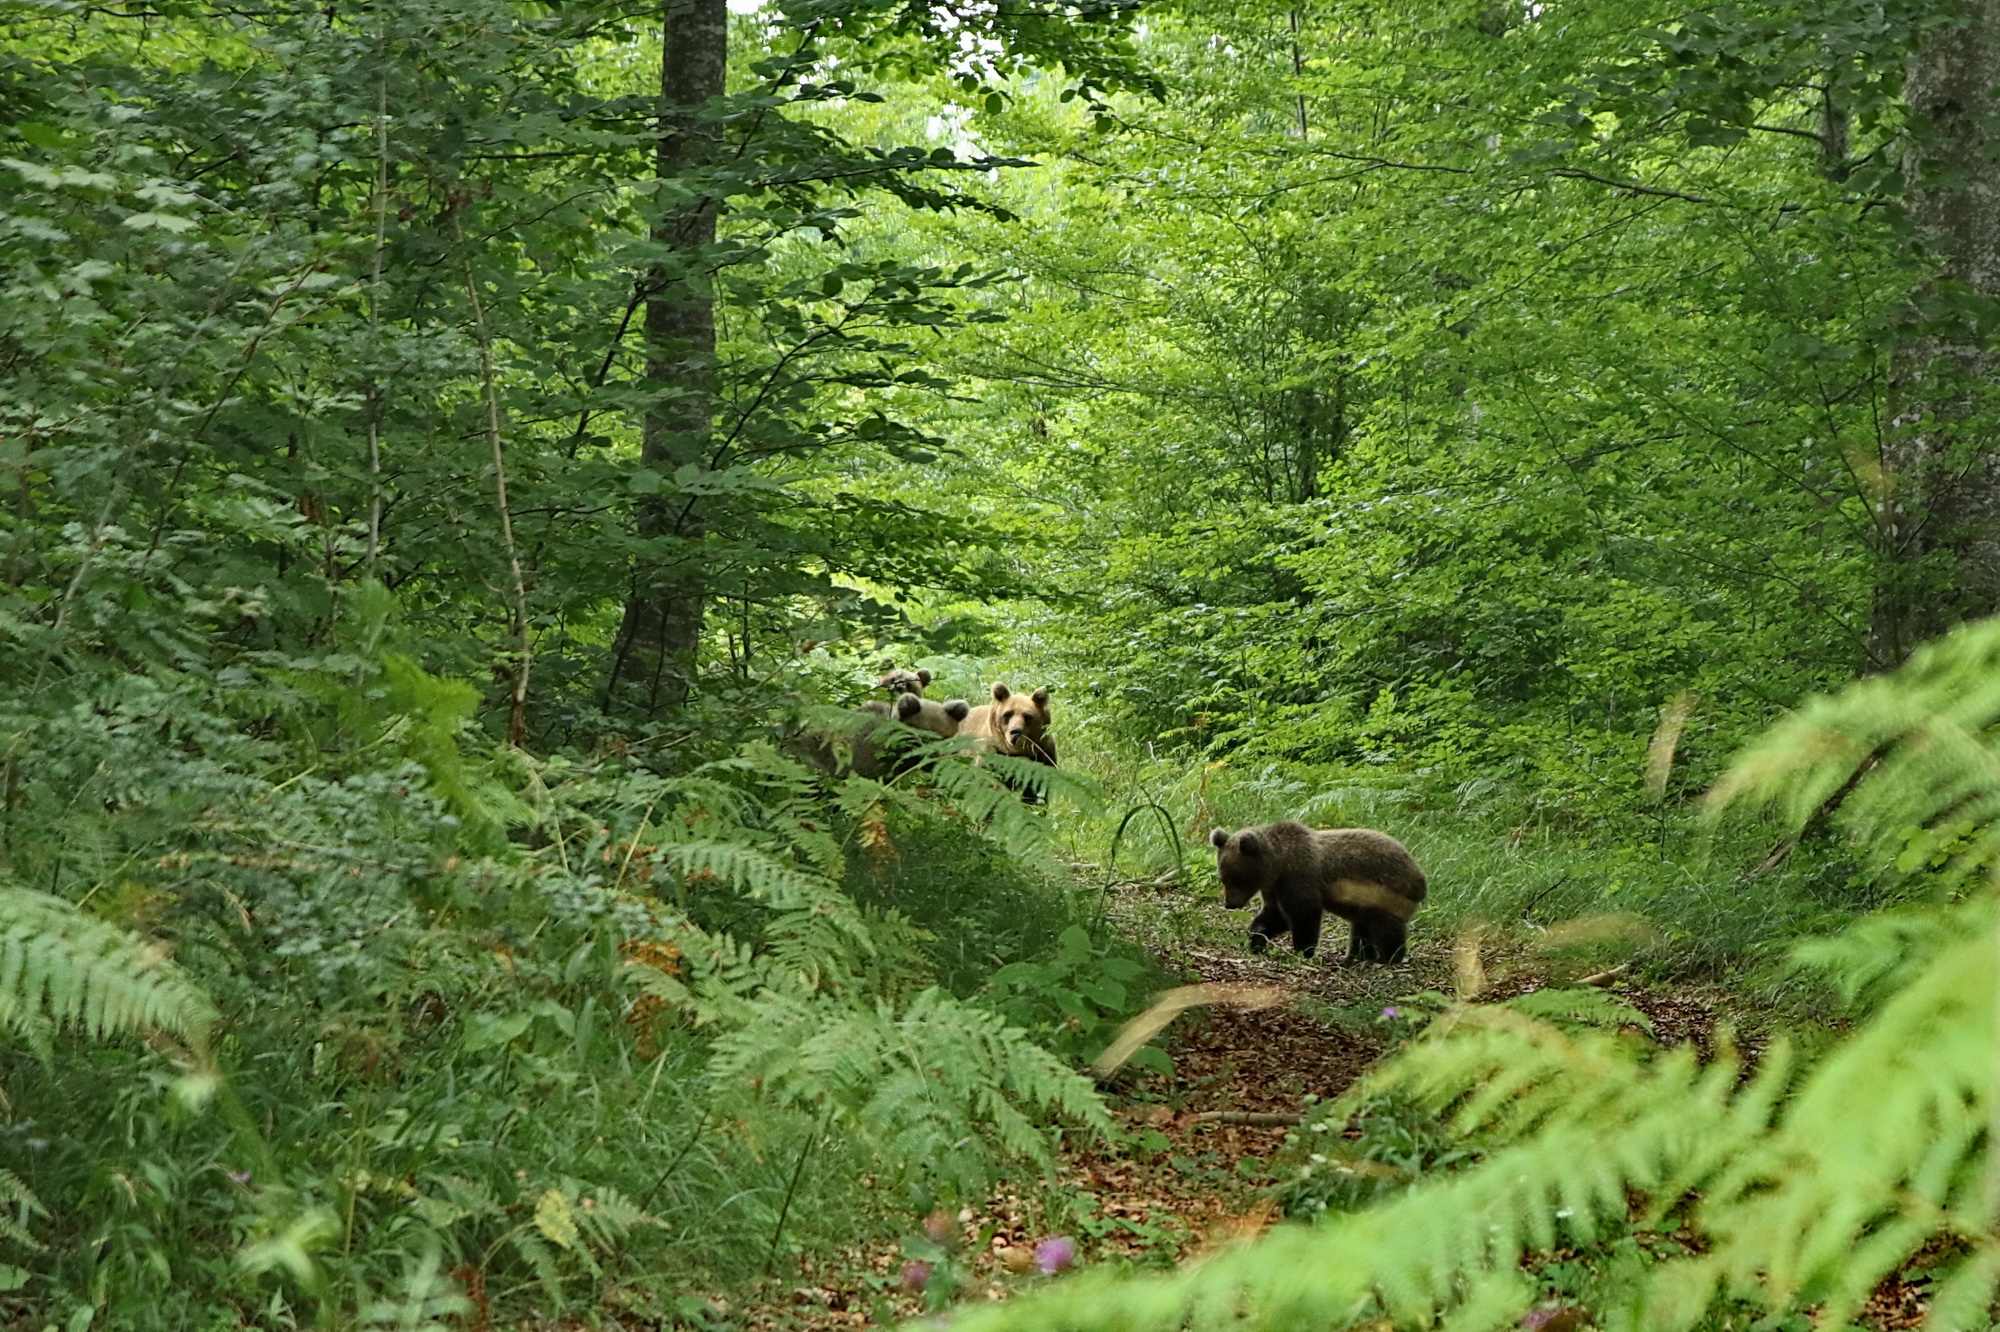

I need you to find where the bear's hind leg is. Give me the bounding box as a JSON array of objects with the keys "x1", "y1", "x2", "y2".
[
  {"x1": 1248, "y1": 899, "x2": 1291, "y2": 954},
  {"x1": 1348, "y1": 914, "x2": 1408, "y2": 964}
]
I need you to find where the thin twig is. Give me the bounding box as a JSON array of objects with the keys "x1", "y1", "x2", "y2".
[
  {"x1": 1187, "y1": 1110, "x2": 1303, "y2": 1127},
  {"x1": 765, "y1": 1107, "x2": 828, "y2": 1275},
  {"x1": 452, "y1": 218, "x2": 533, "y2": 747},
  {"x1": 639, "y1": 1105, "x2": 711, "y2": 1213}
]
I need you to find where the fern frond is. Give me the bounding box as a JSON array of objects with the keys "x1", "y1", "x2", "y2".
[
  {"x1": 1493, "y1": 986, "x2": 1655, "y2": 1036},
  {"x1": 1708, "y1": 616, "x2": 2000, "y2": 889},
  {"x1": 0, "y1": 884, "x2": 215, "y2": 1051},
  {"x1": 944, "y1": 899, "x2": 1997, "y2": 1332},
  {"x1": 701, "y1": 982, "x2": 1109, "y2": 1192},
  {"x1": 0, "y1": 1169, "x2": 46, "y2": 1251}
]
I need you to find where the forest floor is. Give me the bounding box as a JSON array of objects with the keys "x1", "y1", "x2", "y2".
[{"x1": 721, "y1": 874, "x2": 1744, "y2": 1332}]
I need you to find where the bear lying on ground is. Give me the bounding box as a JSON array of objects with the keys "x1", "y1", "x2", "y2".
[
  {"x1": 1207, "y1": 821, "x2": 1427, "y2": 964},
  {"x1": 958, "y1": 683, "x2": 1057, "y2": 803}
]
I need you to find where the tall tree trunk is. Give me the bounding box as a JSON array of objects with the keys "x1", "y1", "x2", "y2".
[
  {"x1": 1869, "y1": 0, "x2": 2000, "y2": 668},
  {"x1": 607, "y1": 0, "x2": 726, "y2": 713}
]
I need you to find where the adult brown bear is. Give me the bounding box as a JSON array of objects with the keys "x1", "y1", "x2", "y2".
[
  {"x1": 1208, "y1": 822, "x2": 1426, "y2": 964},
  {"x1": 958, "y1": 683, "x2": 1057, "y2": 803}
]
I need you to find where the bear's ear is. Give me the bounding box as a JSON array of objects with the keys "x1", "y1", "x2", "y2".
[
  {"x1": 944, "y1": 699, "x2": 970, "y2": 721},
  {"x1": 1237, "y1": 832, "x2": 1263, "y2": 857},
  {"x1": 991, "y1": 682, "x2": 1012, "y2": 702},
  {"x1": 1209, "y1": 828, "x2": 1230, "y2": 849},
  {"x1": 894, "y1": 693, "x2": 923, "y2": 720},
  {"x1": 1031, "y1": 687, "x2": 1051, "y2": 708},
  {"x1": 917, "y1": 669, "x2": 933, "y2": 688}
]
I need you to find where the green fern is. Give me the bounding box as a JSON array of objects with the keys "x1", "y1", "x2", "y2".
[
  {"x1": 699, "y1": 982, "x2": 1111, "y2": 1193},
  {"x1": 598, "y1": 751, "x2": 1115, "y2": 1197},
  {"x1": 943, "y1": 618, "x2": 2000, "y2": 1332},
  {"x1": 0, "y1": 883, "x2": 215, "y2": 1052},
  {"x1": 0, "y1": 1168, "x2": 46, "y2": 1252},
  {"x1": 1708, "y1": 614, "x2": 2000, "y2": 890}
]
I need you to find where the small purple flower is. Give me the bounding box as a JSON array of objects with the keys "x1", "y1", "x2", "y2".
[
  {"x1": 1033, "y1": 1236, "x2": 1075, "y2": 1274},
  {"x1": 1381, "y1": 1006, "x2": 1401, "y2": 1019},
  {"x1": 227, "y1": 1170, "x2": 252, "y2": 1185},
  {"x1": 901, "y1": 1260, "x2": 933, "y2": 1292}
]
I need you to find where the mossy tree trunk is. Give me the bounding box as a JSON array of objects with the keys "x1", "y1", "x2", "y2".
[
  {"x1": 1870, "y1": 0, "x2": 2000, "y2": 668},
  {"x1": 608, "y1": 0, "x2": 727, "y2": 712}
]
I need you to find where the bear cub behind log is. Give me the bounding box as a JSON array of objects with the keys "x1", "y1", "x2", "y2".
[{"x1": 1208, "y1": 821, "x2": 1427, "y2": 964}]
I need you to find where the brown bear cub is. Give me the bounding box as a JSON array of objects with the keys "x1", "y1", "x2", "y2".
[
  {"x1": 1208, "y1": 822, "x2": 1427, "y2": 964},
  {"x1": 858, "y1": 690, "x2": 970, "y2": 740},
  {"x1": 866, "y1": 667, "x2": 970, "y2": 739},
  {"x1": 958, "y1": 682, "x2": 1057, "y2": 803},
  {"x1": 798, "y1": 667, "x2": 969, "y2": 780}
]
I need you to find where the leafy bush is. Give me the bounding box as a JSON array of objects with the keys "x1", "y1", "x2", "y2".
[
  {"x1": 943, "y1": 614, "x2": 2000, "y2": 1332},
  {"x1": 0, "y1": 611, "x2": 1136, "y2": 1325},
  {"x1": 980, "y1": 925, "x2": 1164, "y2": 1073}
]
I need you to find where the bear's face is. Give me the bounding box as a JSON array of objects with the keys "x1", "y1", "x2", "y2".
[
  {"x1": 1209, "y1": 828, "x2": 1269, "y2": 909},
  {"x1": 988, "y1": 683, "x2": 1050, "y2": 753},
  {"x1": 877, "y1": 667, "x2": 931, "y2": 697}
]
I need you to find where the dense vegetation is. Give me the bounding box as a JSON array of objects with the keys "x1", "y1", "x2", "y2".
[{"x1": 4, "y1": 0, "x2": 2000, "y2": 1325}]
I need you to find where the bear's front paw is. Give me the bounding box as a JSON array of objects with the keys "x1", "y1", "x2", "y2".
[{"x1": 1247, "y1": 933, "x2": 1273, "y2": 954}]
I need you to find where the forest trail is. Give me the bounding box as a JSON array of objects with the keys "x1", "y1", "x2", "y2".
[{"x1": 741, "y1": 875, "x2": 1730, "y2": 1331}]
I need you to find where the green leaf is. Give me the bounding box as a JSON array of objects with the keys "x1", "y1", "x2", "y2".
[
  {"x1": 533, "y1": 1188, "x2": 579, "y2": 1251},
  {"x1": 461, "y1": 1012, "x2": 532, "y2": 1053},
  {"x1": 121, "y1": 212, "x2": 195, "y2": 232}
]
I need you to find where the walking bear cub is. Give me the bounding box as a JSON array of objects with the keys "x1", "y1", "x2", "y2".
[{"x1": 1208, "y1": 822, "x2": 1427, "y2": 964}]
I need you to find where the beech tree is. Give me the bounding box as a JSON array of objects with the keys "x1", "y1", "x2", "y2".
[
  {"x1": 607, "y1": 0, "x2": 729, "y2": 711},
  {"x1": 1871, "y1": 0, "x2": 2000, "y2": 666}
]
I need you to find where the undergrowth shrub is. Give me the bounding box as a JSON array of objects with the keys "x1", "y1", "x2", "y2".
[
  {"x1": 0, "y1": 619, "x2": 1133, "y2": 1326},
  {"x1": 944, "y1": 614, "x2": 2000, "y2": 1332}
]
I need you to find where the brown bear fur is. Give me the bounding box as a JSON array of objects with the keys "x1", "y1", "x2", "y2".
[
  {"x1": 860, "y1": 690, "x2": 971, "y2": 740},
  {"x1": 875, "y1": 666, "x2": 932, "y2": 697},
  {"x1": 1208, "y1": 821, "x2": 1427, "y2": 964},
  {"x1": 869, "y1": 666, "x2": 970, "y2": 739},
  {"x1": 958, "y1": 683, "x2": 1056, "y2": 803},
  {"x1": 796, "y1": 676, "x2": 976, "y2": 780}
]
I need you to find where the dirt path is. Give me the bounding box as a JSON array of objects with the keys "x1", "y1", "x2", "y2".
[{"x1": 744, "y1": 877, "x2": 1733, "y2": 1330}]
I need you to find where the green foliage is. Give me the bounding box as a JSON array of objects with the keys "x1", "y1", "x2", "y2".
[
  {"x1": 2, "y1": 0, "x2": 1992, "y2": 1324},
  {"x1": 1711, "y1": 615, "x2": 2000, "y2": 893},
  {"x1": 944, "y1": 615, "x2": 2000, "y2": 1332},
  {"x1": 980, "y1": 924, "x2": 1161, "y2": 1071},
  {"x1": 0, "y1": 885, "x2": 215, "y2": 1056},
  {"x1": 858, "y1": 0, "x2": 1924, "y2": 809},
  {"x1": 1275, "y1": 1092, "x2": 1474, "y2": 1219}
]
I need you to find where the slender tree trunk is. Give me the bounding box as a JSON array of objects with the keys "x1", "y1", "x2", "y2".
[
  {"x1": 607, "y1": 0, "x2": 726, "y2": 713},
  {"x1": 1870, "y1": 0, "x2": 2000, "y2": 668}
]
